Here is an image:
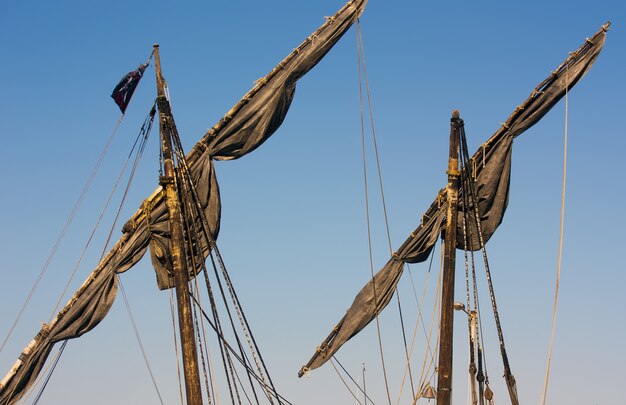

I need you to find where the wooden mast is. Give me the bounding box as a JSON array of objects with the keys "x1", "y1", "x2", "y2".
[
  {"x1": 153, "y1": 44, "x2": 203, "y2": 405},
  {"x1": 436, "y1": 110, "x2": 462, "y2": 405}
]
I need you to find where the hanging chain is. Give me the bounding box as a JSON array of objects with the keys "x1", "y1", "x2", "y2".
[{"x1": 459, "y1": 126, "x2": 518, "y2": 404}]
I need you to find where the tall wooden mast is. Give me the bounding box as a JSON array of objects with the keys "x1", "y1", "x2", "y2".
[
  {"x1": 436, "y1": 110, "x2": 463, "y2": 405},
  {"x1": 153, "y1": 44, "x2": 203, "y2": 405}
]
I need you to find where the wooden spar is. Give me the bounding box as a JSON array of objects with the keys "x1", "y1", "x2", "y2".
[
  {"x1": 99, "y1": 0, "x2": 367, "y2": 230},
  {"x1": 436, "y1": 110, "x2": 462, "y2": 405},
  {"x1": 153, "y1": 44, "x2": 203, "y2": 405},
  {"x1": 471, "y1": 22, "x2": 609, "y2": 155}
]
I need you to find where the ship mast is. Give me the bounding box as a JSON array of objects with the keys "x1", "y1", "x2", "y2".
[
  {"x1": 153, "y1": 44, "x2": 204, "y2": 405},
  {"x1": 436, "y1": 110, "x2": 463, "y2": 405}
]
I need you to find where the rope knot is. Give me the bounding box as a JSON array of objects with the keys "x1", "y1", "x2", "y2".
[
  {"x1": 195, "y1": 141, "x2": 208, "y2": 153},
  {"x1": 36, "y1": 324, "x2": 50, "y2": 340},
  {"x1": 436, "y1": 192, "x2": 445, "y2": 208},
  {"x1": 316, "y1": 345, "x2": 327, "y2": 355},
  {"x1": 254, "y1": 77, "x2": 268, "y2": 86}
]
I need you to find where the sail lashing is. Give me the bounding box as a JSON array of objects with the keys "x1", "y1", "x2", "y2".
[
  {"x1": 0, "y1": 1, "x2": 368, "y2": 403},
  {"x1": 299, "y1": 22, "x2": 608, "y2": 376}
]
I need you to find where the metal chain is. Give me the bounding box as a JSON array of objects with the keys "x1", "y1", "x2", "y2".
[{"x1": 459, "y1": 126, "x2": 514, "y2": 392}]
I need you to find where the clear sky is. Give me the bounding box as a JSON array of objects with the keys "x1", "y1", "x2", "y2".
[{"x1": 1, "y1": 1, "x2": 624, "y2": 404}]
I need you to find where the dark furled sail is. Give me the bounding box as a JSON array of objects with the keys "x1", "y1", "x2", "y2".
[
  {"x1": 0, "y1": 1, "x2": 367, "y2": 403},
  {"x1": 299, "y1": 23, "x2": 608, "y2": 376}
]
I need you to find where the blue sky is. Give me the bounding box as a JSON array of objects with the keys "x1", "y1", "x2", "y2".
[{"x1": 1, "y1": 1, "x2": 624, "y2": 404}]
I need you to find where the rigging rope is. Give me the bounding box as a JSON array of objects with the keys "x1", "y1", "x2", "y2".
[
  {"x1": 200, "y1": 248, "x2": 239, "y2": 404},
  {"x1": 0, "y1": 115, "x2": 124, "y2": 356},
  {"x1": 541, "y1": 65, "x2": 569, "y2": 405},
  {"x1": 182, "y1": 199, "x2": 230, "y2": 405},
  {"x1": 118, "y1": 277, "x2": 165, "y2": 404},
  {"x1": 15, "y1": 339, "x2": 66, "y2": 404},
  {"x1": 191, "y1": 272, "x2": 217, "y2": 405},
  {"x1": 189, "y1": 295, "x2": 294, "y2": 405},
  {"x1": 330, "y1": 360, "x2": 365, "y2": 405},
  {"x1": 177, "y1": 159, "x2": 270, "y2": 404},
  {"x1": 1, "y1": 51, "x2": 154, "y2": 359},
  {"x1": 200, "y1": 254, "x2": 236, "y2": 404},
  {"x1": 415, "y1": 250, "x2": 443, "y2": 396},
  {"x1": 100, "y1": 104, "x2": 156, "y2": 258},
  {"x1": 167, "y1": 143, "x2": 244, "y2": 405},
  {"x1": 11, "y1": 105, "x2": 158, "y2": 404},
  {"x1": 409, "y1": 260, "x2": 443, "y2": 405},
  {"x1": 168, "y1": 288, "x2": 186, "y2": 405},
  {"x1": 396, "y1": 246, "x2": 438, "y2": 404},
  {"x1": 331, "y1": 357, "x2": 376, "y2": 405},
  {"x1": 355, "y1": 20, "x2": 393, "y2": 405},
  {"x1": 31, "y1": 340, "x2": 67, "y2": 405},
  {"x1": 459, "y1": 134, "x2": 490, "y2": 405},
  {"x1": 50, "y1": 104, "x2": 156, "y2": 320},
  {"x1": 459, "y1": 125, "x2": 515, "y2": 402},
  {"x1": 168, "y1": 118, "x2": 283, "y2": 404}
]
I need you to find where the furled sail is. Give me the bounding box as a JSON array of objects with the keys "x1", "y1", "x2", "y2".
[
  {"x1": 0, "y1": 1, "x2": 367, "y2": 403},
  {"x1": 148, "y1": 0, "x2": 368, "y2": 289},
  {"x1": 299, "y1": 22, "x2": 608, "y2": 376}
]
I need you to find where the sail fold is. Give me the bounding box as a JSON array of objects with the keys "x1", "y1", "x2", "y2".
[
  {"x1": 144, "y1": 153, "x2": 221, "y2": 289},
  {"x1": 300, "y1": 23, "x2": 608, "y2": 374}
]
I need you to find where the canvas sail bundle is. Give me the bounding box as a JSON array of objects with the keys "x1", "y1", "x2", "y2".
[
  {"x1": 0, "y1": 1, "x2": 367, "y2": 403},
  {"x1": 0, "y1": 228, "x2": 146, "y2": 403},
  {"x1": 300, "y1": 23, "x2": 607, "y2": 375}
]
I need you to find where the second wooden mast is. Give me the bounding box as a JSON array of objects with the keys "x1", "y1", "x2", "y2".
[{"x1": 436, "y1": 110, "x2": 463, "y2": 405}]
